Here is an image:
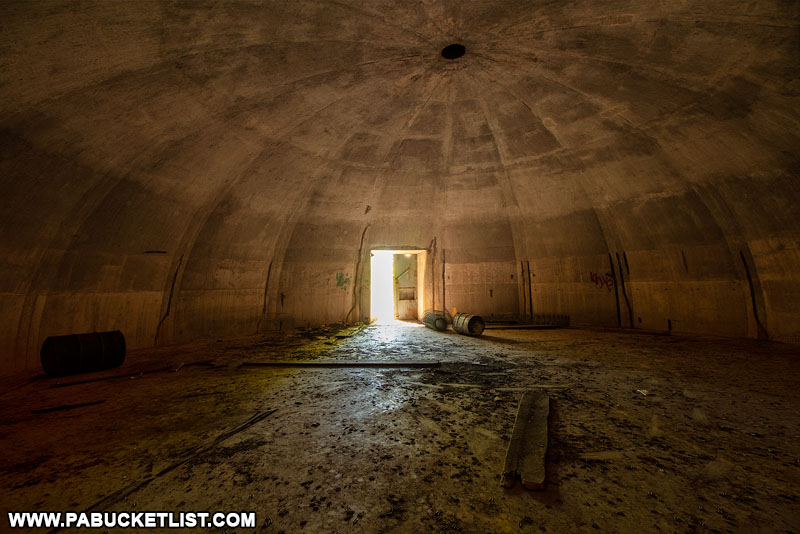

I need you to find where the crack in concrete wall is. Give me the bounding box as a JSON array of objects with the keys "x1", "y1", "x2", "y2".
[{"x1": 154, "y1": 255, "x2": 183, "y2": 345}]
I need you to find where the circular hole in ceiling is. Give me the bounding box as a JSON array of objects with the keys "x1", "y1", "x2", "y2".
[{"x1": 441, "y1": 43, "x2": 466, "y2": 60}]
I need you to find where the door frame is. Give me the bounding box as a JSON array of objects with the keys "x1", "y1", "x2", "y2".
[{"x1": 368, "y1": 248, "x2": 427, "y2": 322}]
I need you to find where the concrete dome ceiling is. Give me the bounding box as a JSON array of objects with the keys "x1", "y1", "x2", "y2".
[{"x1": 1, "y1": 1, "x2": 798, "y2": 373}]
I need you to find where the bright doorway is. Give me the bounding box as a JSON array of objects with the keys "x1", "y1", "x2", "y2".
[{"x1": 370, "y1": 249, "x2": 426, "y2": 324}]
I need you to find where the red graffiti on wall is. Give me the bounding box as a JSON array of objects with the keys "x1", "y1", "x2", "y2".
[{"x1": 590, "y1": 271, "x2": 614, "y2": 292}]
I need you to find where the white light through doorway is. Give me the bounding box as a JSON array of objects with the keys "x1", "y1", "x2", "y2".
[{"x1": 370, "y1": 250, "x2": 395, "y2": 323}]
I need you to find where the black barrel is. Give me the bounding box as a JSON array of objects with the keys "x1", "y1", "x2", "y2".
[
  {"x1": 452, "y1": 313, "x2": 485, "y2": 336},
  {"x1": 422, "y1": 311, "x2": 448, "y2": 332},
  {"x1": 40, "y1": 330, "x2": 126, "y2": 377}
]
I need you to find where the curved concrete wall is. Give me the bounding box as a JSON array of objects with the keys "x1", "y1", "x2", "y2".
[{"x1": 1, "y1": 1, "x2": 798, "y2": 373}]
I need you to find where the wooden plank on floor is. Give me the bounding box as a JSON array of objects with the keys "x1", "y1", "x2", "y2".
[
  {"x1": 48, "y1": 360, "x2": 217, "y2": 389},
  {"x1": 501, "y1": 392, "x2": 533, "y2": 487},
  {"x1": 519, "y1": 389, "x2": 550, "y2": 490},
  {"x1": 240, "y1": 361, "x2": 440, "y2": 369},
  {"x1": 501, "y1": 389, "x2": 550, "y2": 490},
  {"x1": 31, "y1": 400, "x2": 105, "y2": 414}
]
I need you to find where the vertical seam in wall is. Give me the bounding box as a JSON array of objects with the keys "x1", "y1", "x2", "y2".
[
  {"x1": 442, "y1": 249, "x2": 446, "y2": 317},
  {"x1": 526, "y1": 260, "x2": 533, "y2": 321},
  {"x1": 739, "y1": 250, "x2": 769, "y2": 340},
  {"x1": 520, "y1": 261, "x2": 527, "y2": 317},
  {"x1": 609, "y1": 253, "x2": 621, "y2": 327},
  {"x1": 616, "y1": 252, "x2": 634, "y2": 328},
  {"x1": 429, "y1": 237, "x2": 437, "y2": 313},
  {"x1": 345, "y1": 224, "x2": 370, "y2": 323},
  {"x1": 256, "y1": 260, "x2": 273, "y2": 333},
  {"x1": 154, "y1": 254, "x2": 183, "y2": 345}
]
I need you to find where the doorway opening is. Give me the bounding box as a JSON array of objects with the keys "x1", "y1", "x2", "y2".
[{"x1": 370, "y1": 249, "x2": 426, "y2": 325}]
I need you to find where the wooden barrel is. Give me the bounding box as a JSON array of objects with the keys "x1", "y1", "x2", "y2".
[
  {"x1": 422, "y1": 311, "x2": 448, "y2": 332},
  {"x1": 452, "y1": 313, "x2": 485, "y2": 336},
  {"x1": 40, "y1": 330, "x2": 126, "y2": 377}
]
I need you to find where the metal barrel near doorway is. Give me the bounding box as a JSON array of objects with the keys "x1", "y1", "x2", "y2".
[
  {"x1": 422, "y1": 311, "x2": 448, "y2": 331},
  {"x1": 452, "y1": 313, "x2": 485, "y2": 336}
]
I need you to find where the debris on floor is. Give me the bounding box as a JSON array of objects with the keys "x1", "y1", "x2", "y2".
[
  {"x1": 1, "y1": 324, "x2": 798, "y2": 533},
  {"x1": 501, "y1": 389, "x2": 550, "y2": 490}
]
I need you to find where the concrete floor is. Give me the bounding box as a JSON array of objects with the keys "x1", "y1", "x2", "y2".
[{"x1": 1, "y1": 325, "x2": 798, "y2": 533}]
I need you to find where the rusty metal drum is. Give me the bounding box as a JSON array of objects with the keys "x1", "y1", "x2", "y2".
[
  {"x1": 452, "y1": 313, "x2": 485, "y2": 336},
  {"x1": 422, "y1": 311, "x2": 448, "y2": 331},
  {"x1": 40, "y1": 330, "x2": 126, "y2": 377}
]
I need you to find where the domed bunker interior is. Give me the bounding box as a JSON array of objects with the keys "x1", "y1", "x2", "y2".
[{"x1": 1, "y1": 1, "x2": 799, "y2": 531}]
